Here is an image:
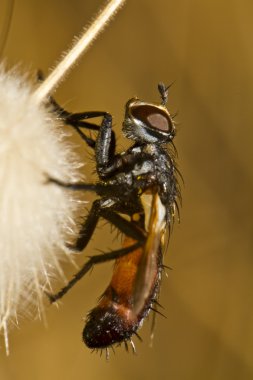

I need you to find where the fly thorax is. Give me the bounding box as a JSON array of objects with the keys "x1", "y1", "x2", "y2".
[{"x1": 132, "y1": 160, "x2": 153, "y2": 177}]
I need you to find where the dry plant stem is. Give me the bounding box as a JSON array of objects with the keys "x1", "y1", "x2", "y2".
[{"x1": 33, "y1": 0, "x2": 126, "y2": 104}]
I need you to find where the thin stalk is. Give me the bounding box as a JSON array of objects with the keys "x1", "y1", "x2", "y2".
[{"x1": 33, "y1": 0, "x2": 126, "y2": 105}]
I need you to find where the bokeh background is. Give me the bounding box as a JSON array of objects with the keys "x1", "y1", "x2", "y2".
[{"x1": 0, "y1": 0, "x2": 253, "y2": 379}]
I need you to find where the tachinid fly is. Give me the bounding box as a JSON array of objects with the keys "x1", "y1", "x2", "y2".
[{"x1": 47, "y1": 83, "x2": 181, "y2": 355}]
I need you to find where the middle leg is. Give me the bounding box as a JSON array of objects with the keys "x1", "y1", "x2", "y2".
[{"x1": 69, "y1": 198, "x2": 145, "y2": 252}]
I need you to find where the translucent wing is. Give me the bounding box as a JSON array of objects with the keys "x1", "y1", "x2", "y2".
[{"x1": 133, "y1": 192, "x2": 166, "y2": 315}]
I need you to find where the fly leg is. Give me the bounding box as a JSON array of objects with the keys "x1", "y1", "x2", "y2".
[
  {"x1": 47, "y1": 242, "x2": 141, "y2": 303},
  {"x1": 46, "y1": 192, "x2": 146, "y2": 301},
  {"x1": 68, "y1": 199, "x2": 146, "y2": 252},
  {"x1": 94, "y1": 113, "x2": 155, "y2": 180},
  {"x1": 65, "y1": 110, "x2": 152, "y2": 179},
  {"x1": 37, "y1": 71, "x2": 110, "y2": 150},
  {"x1": 47, "y1": 177, "x2": 145, "y2": 252},
  {"x1": 64, "y1": 111, "x2": 112, "y2": 150},
  {"x1": 66, "y1": 113, "x2": 110, "y2": 150},
  {"x1": 49, "y1": 93, "x2": 111, "y2": 150}
]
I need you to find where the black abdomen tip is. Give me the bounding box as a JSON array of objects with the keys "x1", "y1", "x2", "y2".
[{"x1": 83, "y1": 306, "x2": 137, "y2": 349}]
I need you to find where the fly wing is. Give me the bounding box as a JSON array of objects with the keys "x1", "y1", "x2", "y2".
[{"x1": 133, "y1": 192, "x2": 166, "y2": 315}]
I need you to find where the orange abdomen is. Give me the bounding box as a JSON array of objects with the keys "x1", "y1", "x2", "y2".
[{"x1": 83, "y1": 235, "x2": 161, "y2": 349}]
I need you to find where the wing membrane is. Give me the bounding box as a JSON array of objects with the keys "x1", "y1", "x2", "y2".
[{"x1": 133, "y1": 192, "x2": 166, "y2": 315}]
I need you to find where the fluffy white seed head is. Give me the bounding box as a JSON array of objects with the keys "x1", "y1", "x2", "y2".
[{"x1": 0, "y1": 66, "x2": 82, "y2": 351}]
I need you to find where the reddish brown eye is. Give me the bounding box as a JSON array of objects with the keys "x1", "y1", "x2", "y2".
[
  {"x1": 131, "y1": 105, "x2": 171, "y2": 132},
  {"x1": 147, "y1": 113, "x2": 168, "y2": 131}
]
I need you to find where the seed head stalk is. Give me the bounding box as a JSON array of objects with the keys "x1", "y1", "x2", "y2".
[{"x1": 33, "y1": 0, "x2": 126, "y2": 104}]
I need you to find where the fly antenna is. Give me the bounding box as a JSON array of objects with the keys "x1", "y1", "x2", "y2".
[{"x1": 158, "y1": 81, "x2": 175, "y2": 106}]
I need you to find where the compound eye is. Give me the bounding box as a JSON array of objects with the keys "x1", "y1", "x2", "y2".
[{"x1": 131, "y1": 105, "x2": 172, "y2": 133}]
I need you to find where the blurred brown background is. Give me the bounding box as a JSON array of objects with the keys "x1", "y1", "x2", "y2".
[{"x1": 1, "y1": 0, "x2": 253, "y2": 379}]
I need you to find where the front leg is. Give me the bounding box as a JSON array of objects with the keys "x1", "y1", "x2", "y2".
[
  {"x1": 49, "y1": 96, "x2": 110, "y2": 150},
  {"x1": 95, "y1": 114, "x2": 139, "y2": 179},
  {"x1": 95, "y1": 114, "x2": 156, "y2": 180},
  {"x1": 95, "y1": 113, "x2": 116, "y2": 178}
]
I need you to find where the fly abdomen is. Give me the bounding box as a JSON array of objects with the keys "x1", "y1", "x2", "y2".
[
  {"x1": 83, "y1": 298, "x2": 139, "y2": 348},
  {"x1": 83, "y1": 236, "x2": 160, "y2": 349}
]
